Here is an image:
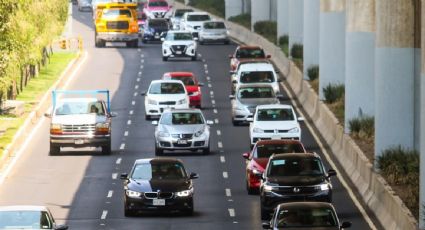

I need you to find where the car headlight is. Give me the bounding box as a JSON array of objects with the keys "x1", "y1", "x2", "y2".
[
  {"x1": 177, "y1": 98, "x2": 187, "y2": 105},
  {"x1": 148, "y1": 99, "x2": 157, "y2": 105},
  {"x1": 163, "y1": 43, "x2": 171, "y2": 48},
  {"x1": 263, "y1": 184, "x2": 276, "y2": 192},
  {"x1": 187, "y1": 42, "x2": 196, "y2": 48},
  {"x1": 158, "y1": 131, "x2": 170, "y2": 137},
  {"x1": 318, "y1": 184, "x2": 329, "y2": 191},
  {"x1": 176, "y1": 188, "x2": 193, "y2": 197},
  {"x1": 194, "y1": 129, "x2": 205, "y2": 137},
  {"x1": 288, "y1": 127, "x2": 300, "y2": 133},
  {"x1": 126, "y1": 190, "x2": 142, "y2": 198},
  {"x1": 50, "y1": 124, "x2": 63, "y2": 134},
  {"x1": 252, "y1": 168, "x2": 261, "y2": 175},
  {"x1": 96, "y1": 123, "x2": 110, "y2": 134},
  {"x1": 253, "y1": 127, "x2": 264, "y2": 133}
]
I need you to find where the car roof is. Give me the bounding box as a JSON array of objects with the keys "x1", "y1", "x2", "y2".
[
  {"x1": 238, "y1": 63, "x2": 275, "y2": 71},
  {"x1": 164, "y1": 72, "x2": 195, "y2": 77},
  {"x1": 150, "y1": 79, "x2": 185, "y2": 84},
  {"x1": 238, "y1": 45, "x2": 263, "y2": 50},
  {"x1": 256, "y1": 104, "x2": 293, "y2": 109},
  {"x1": 163, "y1": 108, "x2": 202, "y2": 113},
  {"x1": 57, "y1": 98, "x2": 100, "y2": 103},
  {"x1": 134, "y1": 158, "x2": 183, "y2": 165},
  {"x1": 277, "y1": 201, "x2": 335, "y2": 210},
  {"x1": 0, "y1": 205, "x2": 49, "y2": 212},
  {"x1": 271, "y1": 152, "x2": 319, "y2": 160}
]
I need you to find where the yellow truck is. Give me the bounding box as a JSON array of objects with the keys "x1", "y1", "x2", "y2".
[{"x1": 94, "y1": 2, "x2": 139, "y2": 47}]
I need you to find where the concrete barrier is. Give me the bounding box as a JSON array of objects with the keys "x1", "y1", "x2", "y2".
[{"x1": 173, "y1": 2, "x2": 418, "y2": 229}]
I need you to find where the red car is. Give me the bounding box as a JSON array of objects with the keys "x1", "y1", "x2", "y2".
[
  {"x1": 162, "y1": 72, "x2": 203, "y2": 108},
  {"x1": 242, "y1": 140, "x2": 307, "y2": 194},
  {"x1": 229, "y1": 45, "x2": 271, "y2": 71}
]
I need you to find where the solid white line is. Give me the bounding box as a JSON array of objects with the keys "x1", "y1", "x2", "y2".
[
  {"x1": 112, "y1": 173, "x2": 118, "y2": 179},
  {"x1": 135, "y1": 85, "x2": 139, "y2": 89},
  {"x1": 213, "y1": 109, "x2": 218, "y2": 114},
  {"x1": 218, "y1": 141, "x2": 223, "y2": 148},
  {"x1": 220, "y1": 156, "x2": 225, "y2": 163},
  {"x1": 225, "y1": 188, "x2": 231, "y2": 197},
  {"x1": 124, "y1": 131, "x2": 129, "y2": 136},
  {"x1": 216, "y1": 130, "x2": 221, "y2": 136},
  {"x1": 214, "y1": 119, "x2": 219, "y2": 124},
  {"x1": 222, "y1": 171, "x2": 228, "y2": 178},
  {"x1": 131, "y1": 101, "x2": 135, "y2": 105},
  {"x1": 101, "y1": 210, "x2": 108, "y2": 219},
  {"x1": 116, "y1": 158, "x2": 122, "y2": 164},
  {"x1": 119, "y1": 143, "x2": 125, "y2": 150},
  {"x1": 208, "y1": 83, "x2": 212, "y2": 88},
  {"x1": 127, "y1": 120, "x2": 131, "y2": 125},
  {"x1": 228, "y1": 208, "x2": 235, "y2": 217},
  {"x1": 107, "y1": 190, "x2": 113, "y2": 198},
  {"x1": 129, "y1": 110, "x2": 134, "y2": 115}
]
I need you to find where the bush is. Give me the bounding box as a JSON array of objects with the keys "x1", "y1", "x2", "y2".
[
  {"x1": 291, "y1": 43, "x2": 303, "y2": 59},
  {"x1": 253, "y1": 21, "x2": 277, "y2": 44},
  {"x1": 307, "y1": 65, "x2": 319, "y2": 81},
  {"x1": 323, "y1": 84, "x2": 344, "y2": 104},
  {"x1": 279, "y1": 35, "x2": 288, "y2": 46},
  {"x1": 348, "y1": 116, "x2": 374, "y2": 138},
  {"x1": 228, "y1": 13, "x2": 251, "y2": 30},
  {"x1": 188, "y1": 0, "x2": 225, "y2": 18}
]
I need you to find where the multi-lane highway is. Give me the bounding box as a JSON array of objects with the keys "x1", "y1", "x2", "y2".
[{"x1": 0, "y1": 5, "x2": 379, "y2": 230}]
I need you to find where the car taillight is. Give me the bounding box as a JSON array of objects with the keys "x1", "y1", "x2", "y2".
[
  {"x1": 96, "y1": 123, "x2": 110, "y2": 135},
  {"x1": 50, "y1": 124, "x2": 62, "y2": 135}
]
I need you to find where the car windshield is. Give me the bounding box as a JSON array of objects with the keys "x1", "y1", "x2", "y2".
[
  {"x1": 276, "y1": 207, "x2": 338, "y2": 227},
  {"x1": 203, "y1": 22, "x2": 225, "y2": 29},
  {"x1": 166, "y1": 32, "x2": 193, "y2": 41},
  {"x1": 148, "y1": 1, "x2": 168, "y2": 7},
  {"x1": 236, "y1": 48, "x2": 266, "y2": 58},
  {"x1": 240, "y1": 71, "x2": 274, "y2": 83},
  {"x1": 175, "y1": 9, "x2": 193, "y2": 17},
  {"x1": 102, "y1": 9, "x2": 132, "y2": 18},
  {"x1": 187, "y1": 14, "x2": 211, "y2": 21},
  {"x1": 0, "y1": 210, "x2": 53, "y2": 229},
  {"x1": 55, "y1": 101, "x2": 105, "y2": 115},
  {"x1": 171, "y1": 76, "x2": 195, "y2": 86},
  {"x1": 160, "y1": 112, "x2": 204, "y2": 125},
  {"x1": 268, "y1": 158, "x2": 325, "y2": 177},
  {"x1": 149, "y1": 20, "x2": 168, "y2": 28},
  {"x1": 238, "y1": 87, "x2": 274, "y2": 99},
  {"x1": 254, "y1": 144, "x2": 305, "y2": 158},
  {"x1": 256, "y1": 108, "x2": 294, "y2": 121},
  {"x1": 149, "y1": 82, "x2": 185, "y2": 94},
  {"x1": 131, "y1": 162, "x2": 187, "y2": 180}
]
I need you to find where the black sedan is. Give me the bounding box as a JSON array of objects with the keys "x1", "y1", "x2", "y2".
[
  {"x1": 121, "y1": 158, "x2": 198, "y2": 216},
  {"x1": 141, "y1": 18, "x2": 170, "y2": 43}
]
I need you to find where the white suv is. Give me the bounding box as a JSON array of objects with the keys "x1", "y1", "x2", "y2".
[
  {"x1": 142, "y1": 80, "x2": 190, "y2": 119},
  {"x1": 161, "y1": 30, "x2": 197, "y2": 61},
  {"x1": 231, "y1": 62, "x2": 281, "y2": 94},
  {"x1": 180, "y1": 12, "x2": 211, "y2": 38},
  {"x1": 249, "y1": 104, "x2": 303, "y2": 147}
]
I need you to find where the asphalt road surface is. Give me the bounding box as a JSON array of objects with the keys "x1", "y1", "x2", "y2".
[{"x1": 0, "y1": 6, "x2": 379, "y2": 230}]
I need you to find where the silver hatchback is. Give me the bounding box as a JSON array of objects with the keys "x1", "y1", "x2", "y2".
[{"x1": 153, "y1": 109, "x2": 213, "y2": 155}]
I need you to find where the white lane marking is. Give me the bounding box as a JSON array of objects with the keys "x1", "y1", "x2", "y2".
[
  {"x1": 205, "y1": 70, "x2": 209, "y2": 74},
  {"x1": 140, "y1": 65, "x2": 144, "y2": 69},
  {"x1": 116, "y1": 158, "x2": 122, "y2": 164},
  {"x1": 127, "y1": 120, "x2": 132, "y2": 125},
  {"x1": 233, "y1": 221, "x2": 238, "y2": 224},
  {"x1": 214, "y1": 118, "x2": 219, "y2": 124},
  {"x1": 207, "y1": 76, "x2": 211, "y2": 81},
  {"x1": 202, "y1": 59, "x2": 206, "y2": 62},
  {"x1": 213, "y1": 109, "x2": 218, "y2": 114},
  {"x1": 138, "y1": 48, "x2": 141, "y2": 52},
  {"x1": 228, "y1": 208, "x2": 235, "y2": 217},
  {"x1": 120, "y1": 143, "x2": 125, "y2": 150},
  {"x1": 107, "y1": 190, "x2": 113, "y2": 198},
  {"x1": 141, "y1": 54, "x2": 144, "y2": 58},
  {"x1": 135, "y1": 85, "x2": 139, "y2": 89},
  {"x1": 198, "y1": 53, "x2": 202, "y2": 57},
  {"x1": 210, "y1": 91, "x2": 214, "y2": 95},
  {"x1": 220, "y1": 156, "x2": 225, "y2": 163},
  {"x1": 218, "y1": 141, "x2": 223, "y2": 148},
  {"x1": 129, "y1": 110, "x2": 134, "y2": 115},
  {"x1": 101, "y1": 210, "x2": 108, "y2": 220},
  {"x1": 208, "y1": 83, "x2": 212, "y2": 88},
  {"x1": 138, "y1": 71, "x2": 142, "y2": 75},
  {"x1": 132, "y1": 101, "x2": 135, "y2": 105},
  {"x1": 211, "y1": 100, "x2": 215, "y2": 105},
  {"x1": 133, "y1": 92, "x2": 137, "y2": 97},
  {"x1": 216, "y1": 130, "x2": 221, "y2": 136},
  {"x1": 124, "y1": 131, "x2": 129, "y2": 136},
  {"x1": 137, "y1": 78, "x2": 140, "y2": 82},
  {"x1": 204, "y1": 64, "x2": 208, "y2": 69},
  {"x1": 222, "y1": 171, "x2": 228, "y2": 178},
  {"x1": 225, "y1": 188, "x2": 231, "y2": 197},
  {"x1": 141, "y1": 59, "x2": 144, "y2": 63},
  {"x1": 112, "y1": 173, "x2": 118, "y2": 179}
]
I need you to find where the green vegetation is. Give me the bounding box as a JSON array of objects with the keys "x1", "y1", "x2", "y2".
[
  {"x1": 323, "y1": 83, "x2": 345, "y2": 104},
  {"x1": 290, "y1": 44, "x2": 303, "y2": 59},
  {"x1": 307, "y1": 65, "x2": 319, "y2": 93},
  {"x1": 279, "y1": 35, "x2": 289, "y2": 56},
  {"x1": 228, "y1": 13, "x2": 251, "y2": 30},
  {"x1": 0, "y1": 0, "x2": 68, "y2": 106},
  {"x1": 348, "y1": 116, "x2": 374, "y2": 139},
  {"x1": 253, "y1": 21, "x2": 277, "y2": 44},
  {"x1": 377, "y1": 146, "x2": 419, "y2": 219},
  {"x1": 187, "y1": 0, "x2": 225, "y2": 18}
]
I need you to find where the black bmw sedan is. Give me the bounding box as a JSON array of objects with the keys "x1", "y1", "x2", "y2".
[{"x1": 121, "y1": 158, "x2": 198, "y2": 216}]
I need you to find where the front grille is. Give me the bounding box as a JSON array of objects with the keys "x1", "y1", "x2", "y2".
[
  {"x1": 264, "y1": 130, "x2": 274, "y2": 133},
  {"x1": 171, "y1": 45, "x2": 187, "y2": 52},
  {"x1": 153, "y1": 11, "x2": 166, "y2": 18},
  {"x1": 159, "y1": 101, "x2": 176, "y2": 105},
  {"x1": 106, "y1": 21, "x2": 129, "y2": 30},
  {"x1": 278, "y1": 130, "x2": 289, "y2": 133},
  {"x1": 144, "y1": 192, "x2": 174, "y2": 199},
  {"x1": 181, "y1": 133, "x2": 193, "y2": 139},
  {"x1": 275, "y1": 186, "x2": 319, "y2": 195},
  {"x1": 144, "y1": 192, "x2": 158, "y2": 199},
  {"x1": 62, "y1": 124, "x2": 96, "y2": 132}
]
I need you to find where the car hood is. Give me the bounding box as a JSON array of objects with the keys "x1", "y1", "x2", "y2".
[
  {"x1": 186, "y1": 21, "x2": 206, "y2": 27},
  {"x1": 268, "y1": 175, "x2": 326, "y2": 186},
  {"x1": 148, "y1": 93, "x2": 187, "y2": 101},
  {"x1": 52, "y1": 114, "x2": 107, "y2": 125},
  {"x1": 163, "y1": 40, "x2": 195, "y2": 46},
  {"x1": 146, "y1": 6, "x2": 171, "y2": 12},
  {"x1": 128, "y1": 178, "x2": 190, "y2": 192},
  {"x1": 253, "y1": 120, "x2": 298, "y2": 130},
  {"x1": 238, "y1": 98, "x2": 279, "y2": 106},
  {"x1": 252, "y1": 158, "x2": 269, "y2": 169},
  {"x1": 160, "y1": 124, "x2": 205, "y2": 134}
]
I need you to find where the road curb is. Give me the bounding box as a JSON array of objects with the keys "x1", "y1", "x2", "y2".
[{"x1": 0, "y1": 51, "x2": 86, "y2": 173}]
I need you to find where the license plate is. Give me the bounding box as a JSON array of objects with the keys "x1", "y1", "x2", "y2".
[
  {"x1": 155, "y1": 35, "x2": 160, "y2": 38},
  {"x1": 153, "y1": 199, "x2": 165, "y2": 206},
  {"x1": 177, "y1": 139, "x2": 187, "y2": 144},
  {"x1": 176, "y1": 51, "x2": 182, "y2": 55},
  {"x1": 75, "y1": 139, "x2": 84, "y2": 145},
  {"x1": 271, "y1": 136, "x2": 280, "y2": 140}
]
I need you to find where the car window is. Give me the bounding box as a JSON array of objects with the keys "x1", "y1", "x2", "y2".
[
  {"x1": 238, "y1": 87, "x2": 274, "y2": 99},
  {"x1": 256, "y1": 108, "x2": 294, "y2": 121},
  {"x1": 131, "y1": 162, "x2": 186, "y2": 180},
  {"x1": 240, "y1": 71, "x2": 274, "y2": 83},
  {"x1": 171, "y1": 76, "x2": 195, "y2": 86},
  {"x1": 203, "y1": 22, "x2": 226, "y2": 29},
  {"x1": 102, "y1": 9, "x2": 132, "y2": 18},
  {"x1": 254, "y1": 144, "x2": 305, "y2": 158},
  {"x1": 175, "y1": 9, "x2": 193, "y2": 17},
  {"x1": 149, "y1": 82, "x2": 185, "y2": 94},
  {"x1": 55, "y1": 101, "x2": 104, "y2": 115},
  {"x1": 236, "y1": 48, "x2": 266, "y2": 58},
  {"x1": 268, "y1": 158, "x2": 325, "y2": 177},
  {"x1": 276, "y1": 207, "x2": 337, "y2": 227},
  {"x1": 0, "y1": 210, "x2": 53, "y2": 229},
  {"x1": 171, "y1": 112, "x2": 204, "y2": 125},
  {"x1": 148, "y1": 1, "x2": 168, "y2": 7},
  {"x1": 187, "y1": 14, "x2": 211, "y2": 21},
  {"x1": 166, "y1": 32, "x2": 193, "y2": 41}
]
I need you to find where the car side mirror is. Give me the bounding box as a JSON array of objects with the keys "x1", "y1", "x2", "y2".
[
  {"x1": 340, "y1": 221, "x2": 352, "y2": 228},
  {"x1": 160, "y1": 37, "x2": 165, "y2": 42},
  {"x1": 55, "y1": 225, "x2": 69, "y2": 230},
  {"x1": 262, "y1": 222, "x2": 271, "y2": 229},
  {"x1": 189, "y1": 172, "x2": 199, "y2": 179},
  {"x1": 120, "y1": 173, "x2": 128, "y2": 179},
  {"x1": 266, "y1": 54, "x2": 271, "y2": 58},
  {"x1": 206, "y1": 120, "x2": 214, "y2": 125},
  {"x1": 109, "y1": 112, "x2": 117, "y2": 117},
  {"x1": 229, "y1": 95, "x2": 235, "y2": 100},
  {"x1": 152, "y1": 120, "x2": 158, "y2": 125},
  {"x1": 44, "y1": 112, "x2": 52, "y2": 118},
  {"x1": 297, "y1": 117, "x2": 305, "y2": 122},
  {"x1": 276, "y1": 94, "x2": 284, "y2": 99},
  {"x1": 327, "y1": 169, "x2": 337, "y2": 177},
  {"x1": 198, "y1": 82, "x2": 204, "y2": 86},
  {"x1": 242, "y1": 152, "x2": 250, "y2": 159},
  {"x1": 141, "y1": 91, "x2": 146, "y2": 96},
  {"x1": 246, "y1": 117, "x2": 254, "y2": 122}
]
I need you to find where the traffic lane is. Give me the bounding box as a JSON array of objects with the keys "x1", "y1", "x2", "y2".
[{"x1": 197, "y1": 43, "x2": 372, "y2": 229}]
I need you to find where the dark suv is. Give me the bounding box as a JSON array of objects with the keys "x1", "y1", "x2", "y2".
[{"x1": 260, "y1": 153, "x2": 336, "y2": 220}]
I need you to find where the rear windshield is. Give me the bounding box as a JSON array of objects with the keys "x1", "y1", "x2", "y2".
[
  {"x1": 187, "y1": 14, "x2": 211, "y2": 21},
  {"x1": 203, "y1": 22, "x2": 225, "y2": 29},
  {"x1": 131, "y1": 162, "x2": 186, "y2": 180},
  {"x1": 238, "y1": 87, "x2": 274, "y2": 99},
  {"x1": 102, "y1": 9, "x2": 132, "y2": 18},
  {"x1": 240, "y1": 71, "x2": 274, "y2": 83},
  {"x1": 256, "y1": 108, "x2": 294, "y2": 121},
  {"x1": 254, "y1": 144, "x2": 305, "y2": 158},
  {"x1": 236, "y1": 48, "x2": 265, "y2": 58},
  {"x1": 276, "y1": 207, "x2": 337, "y2": 227},
  {"x1": 160, "y1": 112, "x2": 204, "y2": 125},
  {"x1": 175, "y1": 9, "x2": 193, "y2": 17},
  {"x1": 171, "y1": 76, "x2": 195, "y2": 86},
  {"x1": 148, "y1": 1, "x2": 168, "y2": 7},
  {"x1": 149, "y1": 82, "x2": 185, "y2": 94}
]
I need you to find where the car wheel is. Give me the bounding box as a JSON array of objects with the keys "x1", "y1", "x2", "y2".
[
  {"x1": 246, "y1": 181, "x2": 256, "y2": 195},
  {"x1": 95, "y1": 35, "x2": 105, "y2": 48},
  {"x1": 184, "y1": 206, "x2": 194, "y2": 216},
  {"x1": 162, "y1": 56, "x2": 168, "y2": 61},
  {"x1": 124, "y1": 207, "x2": 135, "y2": 217},
  {"x1": 155, "y1": 145, "x2": 163, "y2": 156},
  {"x1": 102, "y1": 143, "x2": 111, "y2": 155},
  {"x1": 261, "y1": 205, "x2": 269, "y2": 220},
  {"x1": 145, "y1": 114, "x2": 151, "y2": 120},
  {"x1": 49, "y1": 144, "x2": 60, "y2": 156},
  {"x1": 199, "y1": 40, "x2": 204, "y2": 45},
  {"x1": 202, "y1": 146, "x2": 210, "y2": 155},
  {"x1": 191, "y1": 54, "x2": 197, "y2": 61}
]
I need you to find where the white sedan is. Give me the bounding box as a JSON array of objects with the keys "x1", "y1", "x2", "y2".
[
  {"x1": 142, "y1": 80, "x2": 190, "y2": 119},
  {"x1": 249, "y1": 104, "x2": 303, "y2": 147}
]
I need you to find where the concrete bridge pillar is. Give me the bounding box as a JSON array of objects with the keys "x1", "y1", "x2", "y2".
[
  {"x1": 318, "y1": 0, "x2": 346, "y2": 99},
  {"x1": 242, "y1": 0, "x2": 251, "y2": 14},
  {"x1": 277, "y1": 0, "x2": 289, "y2": 38},
  {"x1": 419, "y1": 1, "x2": 425, "y2": 228},
  {"x1": 288, "y1": 0, "x2": 304, "y2": 54},
  {"x1": 303, "y1": 0, "x2": 320, "y2": 79},
  {"x1": 225, "y1": 0, "x2": 243, "y2": 19},
  {"x1": 344, "y1": 0, "x2": 375, "y2": 132},
  {"x1": 375, "y1": 0, "x2": 416, "y2": 157},
  {"x1": 250, "y1": 0, "x2": 270, "y2": 31}
]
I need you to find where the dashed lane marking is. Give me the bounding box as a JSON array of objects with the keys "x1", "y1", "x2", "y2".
[
  {"x1": 133, "y1": 92, "x2": 137, "y2": 97},
  {"x1": 131, "y1": 101, "x2": 135, "y2": 105},
  {"x1": 220, "y1": 156, "x2": 225, "y2": 163},
  {"x1": 119, "y1": 143, "x2": 125, "y2": 150},
  {"x1": 107, "y1": 190, "x2": 113, "y2": 198},
  {"x1": 138, "y1": 71, "x2": 142, "y2": 75},
  {"x1": 101, "y1": 210, "x2": 108, "y2": 220},
  {"x1": 214, "y1": 119, "x2": 219, "y2": 124},
  {"x1": 211, "y1": 100, "x2": 215, "y2": 105},
  {"x1": 208, "y1": 83, "x2": 212, "y2": 88},
  {"x1": 213, "y1": 109, "x2": 218, "y2": 114},
  {"x1": 116, "y1": 158, "x2": 122, "y2": 164},
  {"x1": 112, "y1": 173, "x2": 118, "y2": 179},
  {"x1": 135, "y1": 85, "x2": 139, "y2": 89},
  {"x1": 127, "y1": 120, "x2": 132, "y2": 125},
  {"x1": 228, "y1": 209, "x2": 235, "y2": 217},
  {"x1": 223, "y1": 171, "x2": 228, "y2": 178},
  {"x1": 141, "y1": 59, "x2": 144, "y2": 63},
  {"x1": 225, "y1": 188, "x2": 231, "y2": 197},
  {"x1": 137, "y1": 48, "x2": 141, "y2": 52},
  {"x1": 218, "y1": 141, "x2": 223, "y2": 148},
  {"x1": 207, "y1": 76, "x2": 211, "y2": 81},
  {"x1": 137, "y1": 78, "x2": 140, "y2": 82},
  {"x1": 210, "y1": 91, "x2": 214, "y2": 95},
  {"x1": 129, "y1": 110, "x2": 134, "y2": 115},
  {"x1": 216, "y1": 130, "x2": 221, "y2": 136},
  {"x1": 140, "y1": 65, "x2": 144, "y2": 69},
  {"x1": 124, "y1": 131, "x2": 129, "y2": 136}
]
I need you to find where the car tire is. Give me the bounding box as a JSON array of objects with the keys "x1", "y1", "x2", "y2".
[
  {"x1": 95, "y1": 34, "x2": 105, "y2": 48},
  {"x1": 102, "y1": 143, "x2": 111, "y2": 155},
  {"x1": 124, "y1": 207, "x2": 135, "y2": 217},
  {"x1": 199, "y1": 40, "x2": 204, "y2": 45},
  {"x1": 202, "y1": 146, "x2": 210, "y2": 155},
  {"x1": 261, "y1": 205, "x2": 269, "y2": 220},
  {"x1": 145, "y1": 114, "x2": 151, "y2": 120},
  {"x1": 162, "y1": 56, "x2": 168, "y2": 61},
  {"x1": 191, "y1": 54, "x2": 197, "y2": 61},
  {"x1": 49, "y1": 144, "x2": 60, "y2": 156},
  {"x1": 246, "y1": 181, "x2": 256, "y2": 195},
  {"x1": 155, "y1": 145, "x2": 163, "y2": 156}
]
